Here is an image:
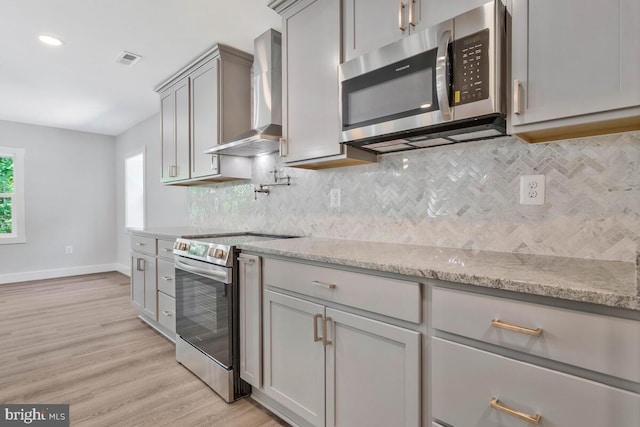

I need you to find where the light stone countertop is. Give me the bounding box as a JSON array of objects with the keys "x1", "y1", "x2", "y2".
[
  {"x1": 128, "y1": 226, "x2": 252, "y2": 240},
  {"x1": 239, "y1": 237, "x2": 640, "y2": 311}
]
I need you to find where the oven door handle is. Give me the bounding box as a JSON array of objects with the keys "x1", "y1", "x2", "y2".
[{"x1": 175, "y1": 257, "x2": 229, "y2": 283}]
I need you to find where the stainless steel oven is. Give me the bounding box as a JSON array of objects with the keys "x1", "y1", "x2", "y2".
[{"x1": 173, "y1": 233, "x2": 291, "y2": 402}]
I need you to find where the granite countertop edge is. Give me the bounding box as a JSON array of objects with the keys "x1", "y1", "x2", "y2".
[{"x1": 238, "y1": 237, "x2": 639, "y2": 312}]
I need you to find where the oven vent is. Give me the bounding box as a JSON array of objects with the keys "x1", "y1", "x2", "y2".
[{"x1": 116, "y1": 51, "x2": 142, "y2": 67}]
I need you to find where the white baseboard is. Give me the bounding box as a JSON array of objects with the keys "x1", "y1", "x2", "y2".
[
  {"x1": 0, "y1": 263, "x2": 120, "y2": 285},
  {"x1": 116, "y1": 263, "x2": 130, "y2": 277}
]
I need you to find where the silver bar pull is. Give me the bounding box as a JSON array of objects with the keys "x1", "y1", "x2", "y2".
[
  {"x1": 322, "y1": 316, "x2": 333, "y2": 346},
  {"x1": 398, "y1": 1, "x2": 407, "y2": 31},
  {"x1": 163, "y1": 248, "x2": 173, "y2": 252},
  {"x1": 279, "y1": 137, "x2": 288, "y2": 157},
  {"x1": 162, "y1": 310, "x2": 174, "y2": 317},
  {"x1": 408, "y1": 0, "x2": 417, "y2": 27},
  {"x1": 312, "y1": 280, "x2": 336, "y2": 289},
  {"x1": 513, "y1": 79, "x2": 523, "y2": 115},
  {"x1": 160, "y1": 276, "x2": 173, "y2": 281},
  {"x1": 136, "y1": 258, "x2": 145, "y2": 271},
  {"x1": 135, "y1": 242, "x2": 145, "y2": 246},
  {"x1": 436, "y1": 29, "x2": 453, "y2": 121},
  {"x1": 313, "y1": 313, "x2": 323, "y2": 342}
]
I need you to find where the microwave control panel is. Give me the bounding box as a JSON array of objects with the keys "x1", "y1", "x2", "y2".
[{"x1": 452, "y1": 29, "x2": 490, "y2": 106}]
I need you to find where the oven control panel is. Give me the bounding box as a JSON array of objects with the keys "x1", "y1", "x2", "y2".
[
  {"x1": 173, "y1": 238, "x2": 233, "y2": 267},
  {"x1": 209, "y1": 248, "x2": 226, "y2": 260}
]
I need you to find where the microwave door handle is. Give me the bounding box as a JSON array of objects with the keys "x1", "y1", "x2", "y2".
[{"x1": 436, "y1": 29, "x2": 453, "y2": 121}]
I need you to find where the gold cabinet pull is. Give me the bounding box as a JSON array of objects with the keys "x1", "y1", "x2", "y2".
[
  {"x1": 398, "y1": 1, "x2": 407, "y2": 31},
  {"x1": 311, "y1": 280, "x2": 336, "y2": 289},
  {"x1": 323, "y1": 316, "x2": 333, "y2": 346},
  {"x1": 491, "y1": 319, "x2": 543, "y2": 337},
  {"x1": 408, "y1": 0, "x2": 417, "y2": 27},
  {"x1": 490, "y1": 398, "x2": 541, "y2": 425},
  {"x1": 313, "y1": 314, "x2": 323, "y2": 343}
]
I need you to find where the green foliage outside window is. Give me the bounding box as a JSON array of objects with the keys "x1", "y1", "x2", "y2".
[{"x1": 0, "y1": 156, "x2": 14, "y2": 233}]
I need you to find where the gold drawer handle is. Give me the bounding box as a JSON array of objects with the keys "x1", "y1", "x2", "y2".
[
  {"x1": 490, "y1": 398, "x2": 541, "y2": 425},
  {"x1": 491, "y1": 319, "x2": 543, "y2": 337},
  {"x1": 311, "y1": 280, "x2": 336, "y2": 289}
]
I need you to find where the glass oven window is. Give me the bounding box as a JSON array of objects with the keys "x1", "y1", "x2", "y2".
[{"x1": 176, "y1": 267, "x2": 231, "y2": 369}]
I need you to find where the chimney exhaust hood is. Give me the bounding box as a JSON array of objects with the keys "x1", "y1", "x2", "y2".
[{"x1": 206, "y1": 29, "x2": 282, "y2": 157}]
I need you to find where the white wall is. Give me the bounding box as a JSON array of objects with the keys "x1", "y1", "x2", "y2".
[
  {"x1": 0, "y1": 120, "x2": 117, "y2": 283},
  {"x1": 114, "y1": 114, "x2": 189, "y2": 273}
]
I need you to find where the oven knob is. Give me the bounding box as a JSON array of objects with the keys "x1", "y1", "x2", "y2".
[{"x1": 214, "y1": 249, "x2": 225, "y2": 259}]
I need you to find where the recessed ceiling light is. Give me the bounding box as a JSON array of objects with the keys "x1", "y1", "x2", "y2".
[{"x1": 38, "y1": 34, "x2": 64, "y2": 46}]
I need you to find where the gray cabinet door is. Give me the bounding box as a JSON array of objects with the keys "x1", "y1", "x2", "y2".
[
  {"x1": 190, "y1": 59, "x2": 220, "y2": 178},
  {"x1": 263, "y1": 290, "x2": 325, "y2": 426},
  {"x1": 325, "y1": 308, "x2": 421, "y2": 427},
  {"x1": 160, "y1": 77, "x2": 190, "y2": 182},
  {"x1": 511, "y1": 0, "x2": 640, "y2": 127},
  {"x1": 160, "y1": 90, "x2": 175, "y2": 182},
  {"x1": 343, "y1": 0, "x2": 407, "y2": 62},
  {"x1": 239, "y1": 254, "x2": 262, "y2": 388},
  {"x1": 131, "y1": 253, "x2": 156, "y2": 319},
  {"x1": 174, "y1": 78, "x2": 190, "y2": 181},
  {"x1": 282, "y1": 0, "x2": 344, "y2": 163}
]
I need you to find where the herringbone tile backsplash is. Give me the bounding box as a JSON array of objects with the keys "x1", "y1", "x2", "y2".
[{"x1": 190, "y1": 131, "x2": 640, "y2": 262}]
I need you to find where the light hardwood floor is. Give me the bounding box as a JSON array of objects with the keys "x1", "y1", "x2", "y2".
[{"x1": 0, "y1": 272, "x2": 287, "y2": 426}]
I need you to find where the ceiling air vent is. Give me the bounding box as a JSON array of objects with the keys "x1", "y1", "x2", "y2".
[{"x1": 116, "y1": 51, "x2": 142, "y2": 67}]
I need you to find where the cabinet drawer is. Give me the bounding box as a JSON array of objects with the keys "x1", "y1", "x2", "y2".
[
  {"x1": 157, "y1": 292, "x2": 176, "y2": 333},
  {"x1": 157, "y1": 239, "x2": 175, "y2": 260},
  {"x1": 131, "y1": 235, "x2": 156, "y2": 255},
  {"x1": 157, "y1": 259, "x2": 175, "y2": 297},
  {"x1": 432, "y1": 287, "x2": 640, "y2": 382},
  {"x1": 263, "y1": 258, "x2": 420, "y2": 323},
  {"x1": 432, "y1": 338, "x2": 640, "y2": 427}
]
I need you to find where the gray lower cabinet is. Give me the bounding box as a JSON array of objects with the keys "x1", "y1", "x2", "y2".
[
  {"x1": 252, "y1": 256, "x2": 421, "y2": 427},
  {"x1": 130, "y1": 235, "x2": 157, "y2": 319},
  {"x1": 239, "y1": 253, "x2": 263, "y2": 389},
  {"x1": 130, "y1": 233, "x2": 176, "y2": 340},
  {"x1": 431, "y1": 286, "x2": 640, "y2": 427}
]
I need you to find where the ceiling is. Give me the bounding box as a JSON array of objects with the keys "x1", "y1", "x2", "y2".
[{"x1": 0, "y1": 0, "x2": 282, "y2": 136}]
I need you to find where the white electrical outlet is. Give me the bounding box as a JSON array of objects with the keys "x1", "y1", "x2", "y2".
[
  {"x1": 65, "y1": 246, "x2": 73, "y2": 255},
  {"x1": 330, "y1": 188, "x2": 341, "y2": 208},
  {"x1": 520, "y1": 175, "x2": 545, "y2": 205}
]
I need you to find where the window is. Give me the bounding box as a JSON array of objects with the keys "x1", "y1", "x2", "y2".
[
  {"x1": 0, "y1": 147, "x2": 25, "y2": 244},
  {"x1": 125, "y1": 150, "x2": 145, "y2": 229}
]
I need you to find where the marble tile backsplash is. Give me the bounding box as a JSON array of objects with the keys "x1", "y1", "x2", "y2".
[{"x1": 189, "y1": 131, "x2": 640, "y2": 262}]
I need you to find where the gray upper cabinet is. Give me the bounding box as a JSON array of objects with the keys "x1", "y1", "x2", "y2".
[
  {"x1": 160, "y1": 77, "x2": 190, "y2": 182},
  {"x1": 270, "y1": 0, "x2": 376, "y2": 169},
  {"x1": 510, "y1": 0, "x2": 640, "y2": 142},
  {"x1": 156, "y1": 45, "x2": 253, "y2": 185},
  {"x1": 190, "y1": 59, "x2": 220, "y2": 179},
  {"x1": 342, "y1": 0, "x2": 487, "y2": 62}
]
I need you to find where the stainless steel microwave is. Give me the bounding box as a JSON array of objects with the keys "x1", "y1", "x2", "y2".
[{"x1": 339, "y1": 0, "x2": 507, "y2": 153}]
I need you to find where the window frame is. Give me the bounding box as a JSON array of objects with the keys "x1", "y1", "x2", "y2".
[
  {"x1": 124, "y1": 149, "x2": 146, "y2": 230},
  {"x1": 0, "y1": 146, "x2": 26, "y2": 244}
]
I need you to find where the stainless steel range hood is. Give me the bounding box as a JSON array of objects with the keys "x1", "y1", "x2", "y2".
[{"x1": 206, "y1": 29, "x2": 282, "y2": 157}]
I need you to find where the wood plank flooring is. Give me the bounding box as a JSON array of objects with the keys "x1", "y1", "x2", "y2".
[{"x1": 0, "y1": 272, "x2": 287, "y2": 426}]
